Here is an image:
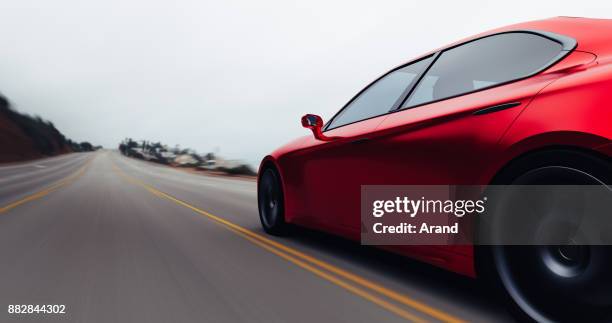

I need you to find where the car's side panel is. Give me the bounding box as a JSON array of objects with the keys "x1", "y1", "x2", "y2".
[
  {"x1": 275, "y1": 116, "x2": 388, "y2": 234},
  {"x1": 497, "y1": 59, "x2": 612, "y2": 169},
  {"x1": 362, "y1": 72, "x2": 559, "y2": 186},
  {"x1": 327, "y1": 70, "x2": 561, "y2": 276}
]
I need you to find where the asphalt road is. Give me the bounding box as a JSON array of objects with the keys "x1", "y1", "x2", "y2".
[{"x1": 0, "y1": 151, "x2": 513, "y2": 323}]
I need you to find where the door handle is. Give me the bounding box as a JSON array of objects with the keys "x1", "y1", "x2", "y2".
[
  {"x1": 350, "y1": 138, "x2": 370, "y2": 145},
  {"x1": 473, "y1": 102, "x2": 521, "y2": 115}
]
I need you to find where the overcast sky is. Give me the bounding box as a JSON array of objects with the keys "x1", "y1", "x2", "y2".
[{"x1": 0, "y1": 1, "x2": 611, "y2": 165}]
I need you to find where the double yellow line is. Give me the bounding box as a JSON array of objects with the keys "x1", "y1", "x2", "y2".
[
  {"x1": 0, "y1": 157, "x2": 92, "y2": 214},
  {"x1": 112, "y1": 161, "x2": 465, "y2": 323}
]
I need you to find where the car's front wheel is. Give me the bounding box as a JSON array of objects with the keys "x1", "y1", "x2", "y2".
[{"x1": 258, "y1": 167, "x2": 289, "y2": 235}]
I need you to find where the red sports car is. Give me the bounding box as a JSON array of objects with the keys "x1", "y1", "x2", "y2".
[{"x1": 258, "y1": 17, "x2": 612, "y2": 322}]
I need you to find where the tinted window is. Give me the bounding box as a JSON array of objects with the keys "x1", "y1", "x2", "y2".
[
  {"x1": 403, "y1": 33, "x2": 563, "y2": 108},
  {"x1": 328, "y1": 56, "x2": 433, "y2": 129}
]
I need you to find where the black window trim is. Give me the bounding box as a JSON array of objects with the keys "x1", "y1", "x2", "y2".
[
  {"x1": 323, "y1": 29, "x2": 576, "y2": 132},
  {"x1": 324, "y1": 54, "x2": 436, "y2": 131},
  {"x1": 390, "y1": 51, "x2": 441, "y2": 110}
]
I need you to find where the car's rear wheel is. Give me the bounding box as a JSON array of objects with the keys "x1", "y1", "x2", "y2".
[
  {"x1": 258, "y1": 167, "x2": 289, "y2": 235},
  {"x1": 482, "y1": 150, "x2": 612, "y2": 323}
]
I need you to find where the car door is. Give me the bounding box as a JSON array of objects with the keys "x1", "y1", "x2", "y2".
[
  {"x1": 346, "y1": 31, "x2": 577, "y2": 242},
  {"x1": 297, "y1": 56, "x2": 435, "y2": 238}
]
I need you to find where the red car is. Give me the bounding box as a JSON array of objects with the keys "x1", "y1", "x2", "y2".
[{"x1": 258, "y1": 17, "x2": 612, "y2": 322}]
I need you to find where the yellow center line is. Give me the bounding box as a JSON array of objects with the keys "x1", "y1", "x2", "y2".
[
  {"x1": 112, "y1": 160, "x2": 466, "y2": 323},
  {"x1": 226, "y1": 225, "x2": 428, "y2": 323},
  {"x1": 0, "y1": 157, "x2": 93, "y2": 214}
]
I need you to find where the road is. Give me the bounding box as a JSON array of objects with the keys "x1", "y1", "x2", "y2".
[{"x1": 0, "y1": 151, "x2": 512, "y2": 323}]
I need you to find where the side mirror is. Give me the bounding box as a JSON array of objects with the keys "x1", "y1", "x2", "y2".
[
  {"x1": 301, "y1": 114, "x2": 337, "y2": 141},
  {"x1": 301, "y1": 114, "x2": 323, "y2": 129}
]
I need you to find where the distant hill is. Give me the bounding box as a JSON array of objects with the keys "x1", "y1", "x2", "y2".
[{"x1": 0, "y1": 94, "x2": 93, "y2": 163}]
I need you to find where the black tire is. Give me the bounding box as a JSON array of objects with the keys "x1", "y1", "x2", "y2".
[
  {"x1": 479, "y1": 149, "x2": 612, "y2": 323},
  {"x1": 258, "y1": 167, "x2": 289, "y2": 236}
]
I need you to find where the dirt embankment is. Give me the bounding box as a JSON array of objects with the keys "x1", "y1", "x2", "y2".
[{"x1": 0, "y1": 95, "x2": 72, "y2": 163}]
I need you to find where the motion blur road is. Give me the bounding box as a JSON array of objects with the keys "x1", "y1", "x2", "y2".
[{"x1": 0, "y1": 151, "x2": 512, "y2": 323}]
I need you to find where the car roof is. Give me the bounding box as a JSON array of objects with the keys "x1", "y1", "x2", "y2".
[
  {"x1": 403, "y1": 17, "x2": 612, "y2": 67},
  {"x1": 487, "y1": 17, "x2": 612, "y2": 55}
]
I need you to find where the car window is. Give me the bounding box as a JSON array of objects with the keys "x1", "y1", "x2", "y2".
[
  {"x1": 327, "y1": 56, "x2": 433, "y2": 130},
  {"x1": 403, "y1": 32, "x2": 564, "y2": 108}
]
